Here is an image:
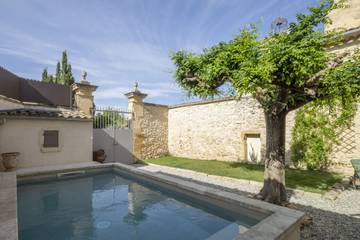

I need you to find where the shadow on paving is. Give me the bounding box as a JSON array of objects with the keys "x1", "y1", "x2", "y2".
[{"x1": 149, "y1": 171, "x2": 359, "y2": 240}]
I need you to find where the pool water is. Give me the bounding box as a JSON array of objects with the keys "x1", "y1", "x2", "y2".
[{"x1": 18, "y1": 171, "x2": 259, "y2": 240}]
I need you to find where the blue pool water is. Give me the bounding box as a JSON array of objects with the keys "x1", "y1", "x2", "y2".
[{"x1": 18, "y1": 171, "x2": 259, "y2": 240}]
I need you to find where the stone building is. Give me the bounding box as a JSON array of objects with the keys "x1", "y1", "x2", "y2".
[
  {"x1": 127, "y1": 2, "x2": 360, "y2": 172},
  {"x1": 0, "y1": 67, "x2": 97, "y2": 170}
]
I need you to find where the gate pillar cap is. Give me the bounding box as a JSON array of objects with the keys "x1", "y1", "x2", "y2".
[{"x1": 125, "y1": 82, "x2": 147, "y2": 101}]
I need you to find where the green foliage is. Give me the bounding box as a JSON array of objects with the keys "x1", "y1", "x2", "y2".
[
  {"x1": 170, "y1": 0, "x2": 359, "y2": 113},
  {"x1": 48, "y1": 75, "x2": 54, "y2": 83},
  {"x1": 291, "y1": 49, "x2": 360, "y2": 170},
  {"x1": 41, "y1": 68, "x2": 48, "y2": 82},
  {"x1": 55, "y1": 61, "x2": 61, "y2": 84},
  {"x1": 41, "y1": 50, "x2": 75, "y2": 85},
  {"x1": 291, "y1": 101, "x2": 356, "y2": 170},
  {"x1": 61, "y1": 51, "x2": 75, "y2": 85}
]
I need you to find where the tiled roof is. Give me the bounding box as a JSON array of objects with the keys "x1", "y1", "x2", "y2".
[{"x1": 0, "y1": 108, "x2": 91, "y2": 120}]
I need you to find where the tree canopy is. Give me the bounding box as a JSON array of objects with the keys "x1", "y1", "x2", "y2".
[
  {"x1": 171, "y1": 0, "x2": 360, "y2": 114},
  {"x1": 171, "y1": 0, "x2": 360, "y2": 203},
  {"x1": 42, "y1": 50, "x2": 75, "y2": 85}
]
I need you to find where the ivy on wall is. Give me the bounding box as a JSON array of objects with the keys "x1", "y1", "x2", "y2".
[{"x1": 291, "y1": 100, "x2": 356, "y2": 170}]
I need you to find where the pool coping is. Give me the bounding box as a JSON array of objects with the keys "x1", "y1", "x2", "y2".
[{"x1": 1, "y1": 162, "x2": 305, "y2": 240}]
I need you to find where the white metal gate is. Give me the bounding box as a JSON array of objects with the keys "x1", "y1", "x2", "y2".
[{"x1": 93, "y1": 107, "x2": 133, "y2": 164}]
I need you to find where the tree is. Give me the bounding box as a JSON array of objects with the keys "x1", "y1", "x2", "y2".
[
  {"x1": 60, "y1": 50, "x2": 75, "y2": 85},
  {"x1": 65, "y1": 64, "x2": 75, "y2": 85},
  {"x1": 41, "y1": 50, "x2": 75, "y2": 86},
  {"x1": 55, "y1": 61, "x2": 61, "y2": 84},
  {"x1": 42, "y1": 68, "x2": 48, "y2": 82},
  {"x1": 48, "y1": 75, "x2": 54, "y2": 84},
  {"x1": 61, "y1": 51, "x2": 69, "y2": 85},
  {"x1": 171, "y1": 0, "x2": 360, "y2": 204}
]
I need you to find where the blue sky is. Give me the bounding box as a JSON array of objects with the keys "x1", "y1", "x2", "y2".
[{"x1": 0, "y1": 0, "x2": 318, "y2": 108}]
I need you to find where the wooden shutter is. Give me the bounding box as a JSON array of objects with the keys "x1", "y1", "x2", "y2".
[{"x1": 43, "y1": 130, "x2": 59, "y2": 148}]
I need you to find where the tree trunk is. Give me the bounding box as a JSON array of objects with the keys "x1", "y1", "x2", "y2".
[{"x1": 258, "y1": 111, "x2": 287, "y2": 204}]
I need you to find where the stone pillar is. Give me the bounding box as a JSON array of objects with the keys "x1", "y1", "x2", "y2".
[
  {"x1": 71, "y1": 72, "x2": 98, "y2": 116},
  {"x1": 125, "y1": 83, "x2": 147, "y2": 162}
]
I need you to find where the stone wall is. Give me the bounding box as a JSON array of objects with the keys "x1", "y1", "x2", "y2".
[
  {"x1": 168, "y1": 97, "x2": 267, "y2": 162},
  {"x1": 140, "y1": 103, "x2": 169, "y2": 159},
  {"x1": 325, "y1": 1, "x2": 360, "y2": 168},
  {"x1": 128, "y1": 93, "x2": 360, "y2": 168},
  {"x1": 326, "y1": 0, "x2": 360, "y2": 31}
]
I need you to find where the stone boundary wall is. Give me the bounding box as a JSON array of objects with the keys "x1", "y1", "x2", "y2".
[
  {"x1": 128, "y1": 90, "x2": 359, "y2": 168},
  {"x1": 140, "y1": 103, "x2": 169, "y2": 159},
  {"x1": 168, "y1": 97, "x2": 267, "y2": 162},
  {"x1": 168, "y1": 97, "x2": 301, "y2": 165}
]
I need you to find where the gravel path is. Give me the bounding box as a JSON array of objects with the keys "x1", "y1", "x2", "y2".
[{"x1": 137, "y1": 164, "x2": 360, "y2": 240}]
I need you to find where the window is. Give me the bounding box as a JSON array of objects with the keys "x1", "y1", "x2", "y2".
[{"x1": 43, "y1": 130, "x2": 59, "y2": 148}]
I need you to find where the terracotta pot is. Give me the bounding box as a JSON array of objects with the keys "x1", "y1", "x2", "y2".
[
  {"x1": 1, "y1": 152, "x2": 20, "y2": 171},
  {"x1": 93, "y1": 150, "x2": 106, "y2": 163}
]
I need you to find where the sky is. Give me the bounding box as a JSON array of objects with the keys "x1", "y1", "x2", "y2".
[{"x1": 0, "y1": 0, "x2": 318, "y2": 108}]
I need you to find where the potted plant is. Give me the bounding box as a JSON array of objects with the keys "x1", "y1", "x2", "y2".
[{"x1": 1, "y1": 152, "x2": 20, "y2": 171}]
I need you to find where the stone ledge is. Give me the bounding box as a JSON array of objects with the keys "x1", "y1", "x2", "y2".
[
  {"x1": 0, "y1": 172, "x2": 18, "y2": 240},
  {"x1": 143, "y1": 102, "x2": 169, "y2": 108},
  {"x1": 169, "y1": 96, "x2": 239, "y2": 109}
]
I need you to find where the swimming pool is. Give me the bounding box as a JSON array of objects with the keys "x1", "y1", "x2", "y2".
[
  {"x1": 8, "y1": 163, "x2": 304, "y2": 240},
  {"x1": 17, "y1": 169, "x2": 260, "y2": 240}
]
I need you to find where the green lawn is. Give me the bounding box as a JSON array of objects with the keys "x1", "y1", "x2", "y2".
[{"x1": 145, "y1": 156, "x2": 343, "y2": 194}]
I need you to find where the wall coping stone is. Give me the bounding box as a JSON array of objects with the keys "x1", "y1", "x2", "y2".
[
  {"x1": 143, "y1": 102, "x2": 169, "y2": 108},
  {"x1": 169, "y1": 96, "x2": 254, "y2": 109}
]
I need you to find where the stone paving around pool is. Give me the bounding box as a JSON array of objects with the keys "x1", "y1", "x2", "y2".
[{"x1": 138, "y1": 163, "x2": 360, "y2": 240}]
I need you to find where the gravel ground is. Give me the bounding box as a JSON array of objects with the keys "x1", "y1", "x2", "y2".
[{"x1": 137, "y1": 164, "x2": 360, "y2": 240}]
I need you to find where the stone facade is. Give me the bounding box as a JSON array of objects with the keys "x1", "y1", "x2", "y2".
[
  {"x1": 125, "y1": 88, "x2": 148, "y2": 161},
  {"x1": 131, "y1": 94, "x2": 360, "y2": 168},
  {"x1": 326, "y1": 0, "x2": 360, "y2": 31},
  {"x1": 141, "y1": 103, "x2": 169, "y2": 159},
  {"x1": 168, "y1": 97, "x2": 266, "y2": 162},
  {"x1": 326, "y1": 0, "x2": 360, "y2": 55},
  {"x1": 72, "y1": 81, "x2": 97, "y2": 116},
  {"x1": 325, "y1": 0, "x2": 360, "y2": 169},
  {"x1": 126, "y1": 88, "x2": 168, "y2": 160}
]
